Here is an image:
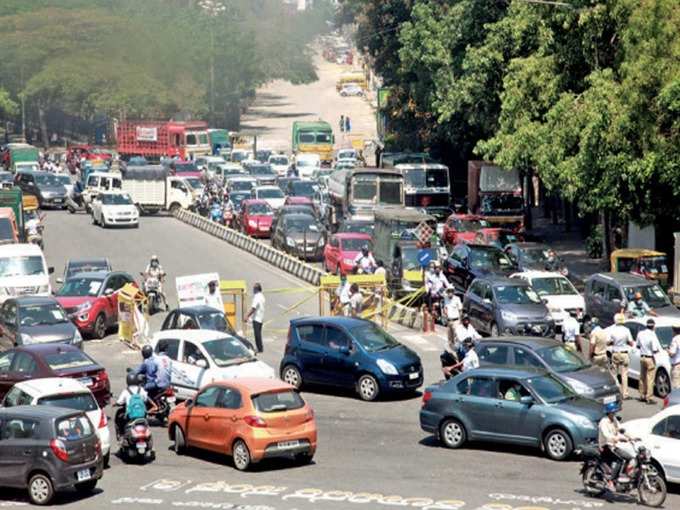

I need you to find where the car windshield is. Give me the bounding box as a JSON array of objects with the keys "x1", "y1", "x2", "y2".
[
  {"x1": 20, "y1": 303, "x2": 69, "y2": 326},
  {"x1": 286, "y1": 217, "x2": 319, "y2": 232},
  {"x1": 66, "y1": 261, "x2": 108, "y2": 278},
  {"x1": 536, "y1": 345, "x2": 588, "y2": 373},
  {"x1": 248, "y1": 203, "x2": 273, "y2": 215},
  {"x1": 185, "y1": 178, "x2": 202, "y2": 189},
  {"x1": 258, "y1": 188, "x2": 284, "y2": 199},
  {"x1": 452, "y1": 219, "x2": 488, "y2": 231},
  {"x1": 350, "y1": 323, "x2": 400, "y2": 352},
  {"x1": 34, "y1": 174, "x2": 61, "y2": 186},
  {"x1": 638, "y1": 256, "x2": 668, "y2": 274},
  {"x1": 341, "y1": 238, "x2": 371, "y2": 251},
  {"x1": 654, "y1": 326, "x2": 673, "y2": 348},
  {"x1": 101, "y1": 194, "x2": 132, "y2": 205},
  {"x1": 494, "y1": 285, "x2": 541, "y2": 305},
  {"x1": 526, "y1": 375, "x2": 575, "y2": 403},
  {"x1": 291, "y1": 181, "x2": 316, "y2": 197},
  {"x1": 623, "y1": 284, "x2": 671, "y2": 308},
  {"x1": 231, "y1": 193, "x2": 250, "y2": 206},
  {"x1": 0, "y1": 255, "x2": 45, "y2": 277},
  {"x1": 270, "y1": 157, "x2": 288, "y2": 165},
  {"x1": 39, "y1": 392, "x2": 98, "y2": 412},
  {"x1": 521, "y1": 247, "x2": 551, "y2": 264},
  {"x1": 231, "y1": 180, "x2": 255, "y2": 191},
  {"x1": 54, "y1": 175, "x2": 71, "y2": 185},
  {"x1": 469, "y1": 249, "x2": 513, "y2": 270},
  {"x1": 202, "y1": 337, "x2": 254, "y2": 366},
  {"x1": 339, "y1": 222, "x2": 374, "y2": 235},
  {"x1": 44, "y1": 350, "x2": 98, "y2": 371},
  {"x1": 0, "y1": 219, "x2": 14, "y2": 240},
  {"x1": 248, "y1": 165, "x2": 274, "y2": 175},
  {"x1": 531, "y1": 277, "x2": 578, "y2": 296},
  {"x1": 56, "y1": 277, "x2": 103, "y2": 297},
  {"x1": 252, "y1": 390, "x2": 305, "y2": 413},
  {"x1": 480, "y1": 194, "x2": 524, "y2": 214},
  {"x1": 338, "y1": 151, "x2": 356, "y2": 159},
  {"x1": 195, "y1": 310, "x2": 234, "y2": 334}
]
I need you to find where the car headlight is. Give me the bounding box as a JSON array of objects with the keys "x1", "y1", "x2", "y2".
[
  {"x1": 73, "y1": 329, "x2": 83, "y2": 344},
  {"x1": 572, "y1": 414, "x2": 596, "y2": 429},
  {"x1": 21, "y1": 333, "x2": 33, "y2": 344},
  {"x1": 501, "y1": 310, "x2": 518, "y2": 321},
  {"x1": 566, "y1": 378, "x2": 595, "y2": 396},
  {"x1": 248, "y1": 220, "x2": 257, "y2": 227},
  {"x1": 77, "y1": 301, "x2": 92, "y2": 313},
  {"x1": 286, "y1": 237, "x2": 295, "y2": 247},
  {"x1": 376, "y1": 358, "x2": 398, "y2": 375}
]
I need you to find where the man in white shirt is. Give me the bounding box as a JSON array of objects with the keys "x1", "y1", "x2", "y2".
[
  {"x1": 636, "y1": 318, "x2": 662, "y2": 403},
  {"x1": 425, "y1": 261, "x2": 451, "y2": 318},
  {"x1": 335, "y1": 274, "x2": 351, "y2": 316},
  {"x1": 349, "y1": 283, "x2": 363, "y2": 317},
  {"x1": 246, "y1": 283, "x2": 265, "y2": 353},
  {"x1": 204, "y1": 280, "x2": 223, "y2": 311},
  {"x1": 353, "y1": 245, "x2": 376, "y2": 274},
  {"x1": 598, "y1": 401, "x2": 632, "y2": 487},
  {"x1": 608, "y1": 313, "x2": 635, "y2": 399},
  {"x1": 668, "y1": 323, "x2": 680, "y2": 390},
  {"x1": 443, "y1": 287, "x2": 462, "y2": 349},
  {"x1": 442, "y1": 339, "x2": 479, "y2": 378},
  {"x1": 374, "y1": 260, "x2": 387, "y2": 278},
  {"x1": 562, "y1": 309, "x2": 582, "y2": 352}
]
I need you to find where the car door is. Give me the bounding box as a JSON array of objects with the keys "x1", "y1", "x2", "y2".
[
  {"x1": 464, "y1": 281, "x2": 483, "y2": 328},
  {"x1": 0, "y1": 416, "x2": 38, "y2": 487},
  {"x1": 587, "y1": 280, "x2": 607, "y2": 323},
  {"x1": 185, "y1": 385, "x2": 223, "y2": 450},
  {"x1": 648, "y1": 415, "x2": 680, "y2": 481},
  {"x1": 477, "y1": 344, "x2": 510, "y2": 367},
  {"x1": 161, "y1": 311, "x2": 179, "y2": 330},
  {"x1": 326, "y1": 235, "x2": 340, "y2": 270},
  {"x1": 479, "y1": 283, "x2": 496, "y2": 332},
  {"x1": 7, "y1": 352, "x2": 38, "y2": 388},
  {"x1": 454, "y1": 376, "x2": 498, "y2": 439},
  {"x1": 491, "y1": 378, "x2": 543, "y2": 445},
  {"x1": 446, "y1": 245, "x2": 468, "y2": 293},
  {"x1": 294, "y1": 323, "x2": 327, "y2": 384},
  {"x1": 177, "y1": 340, "x2": 210, "y2": 396},
  {"x1": 0, "y1": 351, "x2": 16, "y2": 399},
  {"x1": 321, "y1": 326, "x2": 356, "y2": 387},
  {"x1": 210, "y1": 387, "x2": 243, "y2": 454},
  {"x1": 625, "y1": 322, "x2": 643, "y2": 379}
]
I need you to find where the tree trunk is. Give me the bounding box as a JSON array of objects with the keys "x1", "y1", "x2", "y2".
[
  {"x1": 37, "y1": 101, "x2": 49, "y2": 150},
  {"x1": 603, "y1": 211, "x2": 612, "y2": 259}
]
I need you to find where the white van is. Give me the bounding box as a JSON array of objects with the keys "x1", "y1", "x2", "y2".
[
  {"x1": 295, "y1": 153, "x2": 321, "y2": 178},
  {"x1": 0, "y1": 244, "x2": 53, "y2": 303}
]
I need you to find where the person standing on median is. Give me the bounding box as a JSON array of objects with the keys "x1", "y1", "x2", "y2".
[
  {"x1": 636, "y1": 318, "x2": 662, "y2": 404},
  {"x1": 246, "y1": 283, "x2": 265, "y2": 354}
]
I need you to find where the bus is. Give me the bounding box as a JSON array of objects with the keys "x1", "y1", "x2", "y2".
[{"x1": 292, "y1": 120, "x2": 334, "y2": 165}]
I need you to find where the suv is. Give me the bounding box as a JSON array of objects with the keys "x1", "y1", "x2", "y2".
[
  {"x1": 444, "y1": 243, "x2": 516, "y2": 294},
  {"x1": 463, "y1": 276, "x2": 554, "y2": 337},
  {"x1": 584, "y1": 273, "x2": 680, "y2": 326},
  {"x1": 0, "y1": 406, "x2": 103, "y2": 505}
]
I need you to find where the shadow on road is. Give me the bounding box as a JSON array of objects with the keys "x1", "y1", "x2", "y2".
[{"x1": 166, "y1": 445, "x2": 316, "y2": 473}]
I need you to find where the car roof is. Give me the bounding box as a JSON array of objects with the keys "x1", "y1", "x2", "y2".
[
  {"x1": 0, "y1": 243, "x2": 44, "y2": 256},
  {"x1": 291, "y1": 316, "x2": 368, "y2": 328},
  {"x1": 587, "y1": 272, "x2": 651, "y2": 285},
  {"x1": 479, "y1": 336, "x2": 562, "y2": 350},
  {"x1": 512, "y1": 270, "x2": 566, "y2": 279},
  {"x1": 333, "y1": 232, "x2": 372, "y2": 240},
  {"x1": 98, "y1": 191, "x2": 129, "y2": 196},
  {"x1": 154, "y1": 329, "x2": 235, "y2": 343},
  {"x1": 13, "y1": 296, "x2": 60, "y2": 306},
  {"x1": 14, "y1": 343, "x2": 83, "y2": 355},
  {"x1": 67, "y1": 270, "x2": 111, "y2": 280},
  {"x1": 67, "y1": 258, "x2": 109, "y2": 266},
  {"x1": 174, "y1": 305, "x2": 222, "y2": 314},
  {"x1": 478, "y1": 276, "x2": 527, "y2": 286},
  {"x1": 255, "y1": 185, "x2": 280, "y2": 190},
  {"x1": 623, "y1": 316, "x2": 680, "y2": 327},
  {"x1": 0, "y1": 405, "x2": 82, "y2": 419},
  {"x1": 511, "y1": 242, "x2": 548, "y2": 249},
  {"x1": 463, "y1": 366, "x2": 549, "y2": 379},
  {"x1": 283, "y1": 213, "x2": 317, "y2": 221},
  {"x1": 209, "y1": 377, "x2": 294, "y2": 395},
  {"x1": 243, "y1": 199, "x2": 269, "y2": 206},
  {"x1": 13, "y1": 377, "x2": 90, "y2": 397}
]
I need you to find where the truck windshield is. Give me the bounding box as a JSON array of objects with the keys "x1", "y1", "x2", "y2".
[
  {"x1": 316, "y1": 133, "x2": 332, "y2": 143},
  {"x1": 0, "y1": 218, "x2": 14, "y2": 240},
  {"x1": 403, "y1": 168, "x2": 448, "y2": 189},
  {"x1": 353, "y1": 180, "x2": 376, "y2": 201},
  {"x1": 299, "y1": 133, "x2": 315, "y2": 143},
  {"x1": 0, "y1": 255, "x2": 45, "y2": 277},
  {"x1": 480, "y1": 195, "x2": 524, "y2": 214},
  {"x1": 379, "y1": 180, "x2": 402, "y2": 205}
]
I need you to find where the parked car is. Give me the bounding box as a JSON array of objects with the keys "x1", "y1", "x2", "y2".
[
  {"x1": 2, "y1": 377, "x2": 111, "y2": 466},
  {"x1": 623, "y1": 405, "x2": 680, "y2": 483},
  {"x1": 15, "y1": 170, "x2": 67, "y2": 209},
  {"x1": 238, "y1": 199, "x2": 274, "y2": 238},
  {"x1": 585, "y1": 272, "x2": 680, "y2": 326},
  {"x1": 168, "y1": 378, "x2": 317, "y2": 471},
  {"x1": 443, "y1": 214, "x2": 491, "y2": 246},
  {"x1": 0, "y1": 344, "x2": 110, "y2": 407},
  {"x1": 90, "y1": 191, "x2": 139, "y2": 228},
  {"x1": 251, "y1": 186, "x2": 285, "y2": 211},
  {"x1": 510, "y1": 271, "x2": 585, "y2": 331},
  {"x1": 61, "y1": 258, "x2": 111, "y2": 281},
  {"x1": 280, "y1": 317, "x2": 423, "y2": 401},
  {"x1": 444, "y1": 243, "x2": 517, "y2": 294},
  {"x1": 463, "y1": 276, "x2": 554, "y2": 337},
  {"x1": 323, "y1": 233, "x2": 372, "y2": 275},
  {"x1": 0, "y1": 406, "x2": 103, "y2": 505},
  {"x1": 271, "y1": 213, "x2": 326, "y2": 261},
  {"x1": 268, "y1": 154, "x2": 290, "y2": 176},
  {"x1": 0, "y1": 296, "x2": 82, "y2": 350},
  {"x1": 54, "y1": 270, "x2": 135, "y2": 339},
  {"x1": 339, "y1": 83, "x2": 364, "y2": 97},
  {"x1": 475, "y1": 337, "x2": 620, "y2": 403},
  {"x1": 150, "y1": 329, "x2": 275, "y2": 401},
  {"x1": 504, "y1": 242, "x2": 569, "y2": 276}
]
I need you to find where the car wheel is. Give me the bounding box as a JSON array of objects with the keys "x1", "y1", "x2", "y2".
[
  {"x1": 294, "y1": 453, "x2": 313, "y2": 465},
  {"x1": 490, "y1": 323, "x2": 499, "y2": 337},
  {"x1": 232, "y1": 439, "x2": 251, "y2": 471},
  {"x1": 439, "y1": 419, "x2": 466, "y2": 449},
  {"x1": 543, "y1": 428, "x2": 573, "y2": 461},
  {"x1": 93, "y1": 314, "x2": 107, "y2": 339},
  {"x1": 28, "y1": 473, "x2": 54, "y2": 505},
  {"x1": 174, "y1": 425, "x2": 186, "y2": 455},
  {"x1": 281, "y1": 365, "x2": 303, "y2": 389},
  {"x1": 655, "y1": 368, "x2": 671, "y2": 398},
  {"x1": 75, "y1": 480, "x2": 97, "y2": 493},
  {"x1": 356, "y1": 374, "x2": 379, "y2": 401}
]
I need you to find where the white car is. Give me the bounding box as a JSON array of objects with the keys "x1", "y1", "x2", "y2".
[
  {"x1": 1, "y1": 377, "x2": 111, "y2": 466},
  {"x1": 336, "y1": 148, "x2": 358, "y2": 162},
  {"x1": 53, "y1": 173, "x2": 73, "y2": 196},
  {"x1": 252, "y1": 185, "x2": 285, "y2": 210},
  {"x1": 510, "y1": 271, "x2": 585, "y2": 328},
  {"x1": 339, "y1": 84, "x2": 364, "y2": 97},
  {"x1": 194, "y1": 156, "x2": 225, "y2": 179},
  {"x1": 91, "y1": 192, "x2": 139, "y2": 228},
  {"x1": 295, "y1": 153, "x2": 321, "y2": 178},
  {"x1": 150, "y1": 330, "x2": 276, "y2": 401},
  {"x1": 268, "y1": 154, "x2": 290, "y2": 176},
  {"x1": 623, "y1": 406, "x2": 680, "y2": 482}
]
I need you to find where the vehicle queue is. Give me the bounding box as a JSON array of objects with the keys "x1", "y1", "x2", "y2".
[{"x1": 0, "y1": 136, "x2": 678, "y2": 508}]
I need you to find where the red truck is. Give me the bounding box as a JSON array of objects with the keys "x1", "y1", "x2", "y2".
[
  {"x1": 467, "y1": 160, "x2": 525, "y2": 232},
  {"x1": 116, "y1": 121, "x2": 211, "y2": 161}
]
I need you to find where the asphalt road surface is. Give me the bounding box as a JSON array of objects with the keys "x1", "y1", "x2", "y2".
[{"x1": 0, "y1": 209, "x2": 674, "y2": 510}]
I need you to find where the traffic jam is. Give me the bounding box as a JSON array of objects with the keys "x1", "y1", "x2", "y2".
[{"x1": 0, "y1": 42, "x2": 677, "y2": 510}]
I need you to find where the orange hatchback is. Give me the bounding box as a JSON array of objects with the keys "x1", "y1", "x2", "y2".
[{"x1": 168, "y1": 378, "x2": 317, "y2": 470}]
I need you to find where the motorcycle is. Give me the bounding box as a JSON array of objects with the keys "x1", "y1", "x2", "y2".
[
  {"x1": 580, "y1": 440, "x2": 666, "y2": 507},
  {"x1": 118, "y1": 417, "x2": 155, "y2": 464},
  {"x1": 141, "y1": 272, "x2": 164, "y2": 315},
  {"x1": 66, "y1": 193, "x2": 86, "y2": 214}
]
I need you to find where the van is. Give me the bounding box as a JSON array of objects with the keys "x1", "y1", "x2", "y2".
[
  {"x1": 0, "y1": 207, "x2": 19, "y2": 244},
  {"x1": 0, "y1": 243, "x2": 54, "y2": 303}
]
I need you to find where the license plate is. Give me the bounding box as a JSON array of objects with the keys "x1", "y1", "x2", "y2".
[
  {"x1": 603, "y1": 395, "x2": 617, "y2": 404},
  {"x1": 76, "y1": 469, "x2": 91, "y2": 482},
  {"x1": 79, "y1": 377, "x2": 93, "y2": 387},
  {"x1": 278, "y1": 440, "x2": 299, "y2": 449},
  {"x1": 54, "y1": 198, "x2": 63, "y2": 203},
  {"x1": 409, "y1": 372, "x2": 419, "y2": 380}
]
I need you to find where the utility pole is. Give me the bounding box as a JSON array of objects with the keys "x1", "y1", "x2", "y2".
[{"x1": 198, "y1": 0, "x2": 226, "y2": 126}]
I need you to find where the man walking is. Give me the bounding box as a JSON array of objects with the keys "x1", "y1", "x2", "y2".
[
  {"x1": 246, "y1": 283, "x2": 265, "y2": 353},
  {"x1": 608, "y1": 313, "x2": 634, "y2": 399},
  {"x1": 636, "y1": 318, "x2": 662, "y2": 404}
]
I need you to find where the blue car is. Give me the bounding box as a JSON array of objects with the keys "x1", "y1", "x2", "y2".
[{"x1": 280, "y1": 317, "x2": 423, "y2": 401}]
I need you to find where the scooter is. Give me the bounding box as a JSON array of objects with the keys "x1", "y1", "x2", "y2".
[
  {"x1": 141, "y1": 273, "x2": 164, "y2": 315},
  {"x1": 119, "y1": 417, "x2": 155, "y2": 464},
  {"x1": 210, "y1": 202, "x2": 223, "y2": 224}
]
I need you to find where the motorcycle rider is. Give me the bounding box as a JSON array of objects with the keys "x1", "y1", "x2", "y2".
[
  {"x1": 115, "y1": 372, "x2": 149, "y2": 438},
  {"x1": 144, "y1": 255, "x2": 169, "y2": 311},
  {"x1": 425, "y1": 261, "x2": 451, "y2": 316},
  {"x1": 598, "y1": 401, "x2": 634, "y2": 489},
  {"x1": 354, "y1": 245, "x2": 376, "y2": 274},
  {"x1": 135, "y1": 345, "x2": 170, "y2": 404}
]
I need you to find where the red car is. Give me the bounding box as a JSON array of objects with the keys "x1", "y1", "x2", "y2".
[
  {"x1": 443, "y1": 214, "x2": 490, "y2": 245},
  {"x1": 239, "y1": 199, "x2": 274, "y2": 238},
  {"x1": 323, "y1": 232, "x2": 373, "y2": 275},
  {"x1": 55, "y1": 271, "x2": 135, "y2": 339},
  {"x1": 0, "y1": 344, "x2": 111, "y2": 407}
]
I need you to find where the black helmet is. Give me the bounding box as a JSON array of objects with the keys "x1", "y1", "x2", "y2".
[
  {"x1": 137, "y1": 373, "x2": 147, "y2": 385},
  {"x1": 126, "y1": 373, "x2": 138, "y2": 386},
  {"x1": 142, "y1": 345, "x2": 153, "y2": 359}
]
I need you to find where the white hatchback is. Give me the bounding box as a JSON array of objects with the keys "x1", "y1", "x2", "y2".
[
  {"x1": 1, "y1": 377, "x2": 111, "y2": 465},
  {"x1": 511, "y1": 271, "x2": 585, "y2": 328},
  {"x1": 91, "y1": 191, "x2": 139, "y2": 228},
  {"x1": 150, "y1": 330, "x2": 276, "y2": 401},
  {"x1": 252, "y1": 185, "x2": 285, "y2": 210}
]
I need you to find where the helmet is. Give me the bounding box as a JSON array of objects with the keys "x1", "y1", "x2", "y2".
[
  {"x1": 361, "y1": 245, "x2": 369, "y2": 254},
  {"x1": 150, "y1": 255, "x2": 159, "y2": 261},
  {"x1": 604, "y1": 401, "x2": 620, "y2": 415},
  {"x1": 136, "y1": 373, "x2": 147, "y2": 385},
  {"x1": 126, "y1": 373, "x2": 138, "y2": 386},
  {"x1": 614, "y1": 313, "x2": 625, "y2": 325},
  {"x1": 142, "y1": 345, "x2": 153, "y2": 359}
]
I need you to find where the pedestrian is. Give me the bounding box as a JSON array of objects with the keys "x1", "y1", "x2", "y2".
[
  {"x1": 667, "y1": 322, "x2": 680, "y2": 389},
  {"x1": 349, "y1": 283, "x2": 362, "y2": 317},
  {"x1": 443, "y1": 287, "x2": 462, "y2": 349},
  {"x1": 335, "y1": 273, "x2": 351, "y2": 316},
  {"x1": 608, "y1": 313, "x2": 635, "y2": 399},
  {"x1": 636, "y1": 318, "x2": 662, "y2": 404},
  {"x1": 246, "y1": 283, "x2": 265, "y2": 353},
  {"x1": 204, "y1": 280, "x2": 223, "y2": 312},
  {"x1": 588, "y1": 318, "x2": 609, "y2": 368},
  {"x1": 345, "y1": 116, "x2": 351, "y2": 133},
  {"x1": 339, "y1": 115, "x2": 345, "y2": 133}
]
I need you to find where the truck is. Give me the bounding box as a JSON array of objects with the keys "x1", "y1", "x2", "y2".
[
  {"x1": 467, "y1": 161, "x2": 525, "y2": 232},
  {"x1": 291, "y1": 120, "x2": 334, "y2": 165},
  {"x1": 327, "y1": 168, "x2": 404, "y2": 226},
  {"x1": 0, "y1": 189, "x2": 25, "y2": 240},
  {"x1": 116, "y1": 121, "x2": 211, "y2": 162},
  {"x1": 2, "y1": 143, "x2": 40, "y2": 173},
  {"x1": 120, "y1": 165, "x2": 195, "y2": 214},
  {"x1": 207, "y1": 128, "x2": 231, "y2": 156}
]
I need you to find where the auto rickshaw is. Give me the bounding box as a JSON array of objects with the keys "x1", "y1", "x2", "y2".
[{"x1": 610, "y1": 248, "x2": 669, "y2": 289}]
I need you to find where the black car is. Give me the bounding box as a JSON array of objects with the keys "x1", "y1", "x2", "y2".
[
  {"x1": 444, "y1": 243, "x2": 517, "y2": 293},
  {"x1": 287, "y1": 179, "x2": 316, "y2": 199},
  {"x1": 337, "y1": 219, "x2": 375, "y2": 238},
  {"x1": 0, "y1": 296, "x2": 82, "y2": 350},
  {"x1": 0, "y1": 406, "x2": 103, "y2": 505},
  {"x1": 245, "y1": 163, "x2": 276, "y2": 185},
  {"x1": 60, "y1": 257, "x2": 112, "y2": 282},
  {"x1": 15, "y1": 171, "x2": 67, "y2": 208},
  {"x1": 504, "y1": 242, "x2": 569, "y2": 276},
  {"x1": 271, "y1": 204, "x2": 316, "y2": 232},
  {"x1": 272, "y1": 213, "x2": 326, "y2": 261}
]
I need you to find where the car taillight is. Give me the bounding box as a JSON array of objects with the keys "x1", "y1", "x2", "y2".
[
  {"x1": 98, "y1": 412, "x2": 108, "y2": 429},
  {"x1": 663, "y1": 396, "x2": 669, "y2": 409},
  {"x1": 50, "y1": 439, "x2": 69, "y2": 462},
  {"x1": 95, "y1": 439, "x2": 102, "y2": 456},
  {"x1": 304, "y1": 408, "x2": 315, "y2": 423},
  {"x1": 98, "y1": 371, "x2": 109, "y2": 385},
  {"x1": 165, "y1": 386, "x2": 175, "y2": 397},
  {"x1": 422, "y1": 390, "x2": 433, "y2": 408},
  {"x1": 244, "y1": 415, "x2": 267, "y2": 428}
]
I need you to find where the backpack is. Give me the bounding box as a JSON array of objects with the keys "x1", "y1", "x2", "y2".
[{"x1": 126, "y1": 387, "x2": 146, "y2": 420}]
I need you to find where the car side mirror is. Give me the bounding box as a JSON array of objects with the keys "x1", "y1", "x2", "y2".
[
  {"x1": 104, "y1": 288, "x2": 114, "y2": 296},
  {"x1": 483, "y1": 298, "x2": 492, "y2": 305},
  {"x1": 56, "y1": 277, "x2": 63, "y2": 284},
  {"x1": 48, "y1": 267, "x2": 54, "y2": 275},
  {"x1": 520, "y1": 396, "x2": 534, "y2": 405},
  {"x1": 195, "y1": 359, "x2": 208, "y2": 368}
]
